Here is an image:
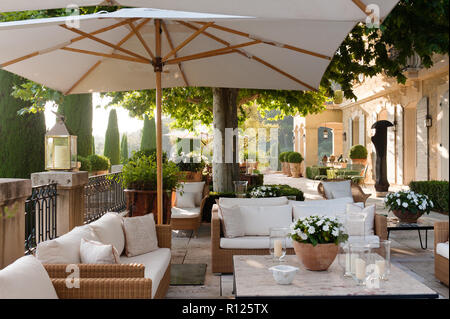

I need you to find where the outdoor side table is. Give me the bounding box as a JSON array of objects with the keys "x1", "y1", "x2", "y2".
[{"x1": 387, "y1": 218, "x2": 434, "y2": 250}]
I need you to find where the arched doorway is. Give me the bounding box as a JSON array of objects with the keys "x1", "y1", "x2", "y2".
[{"x1": 318, "y1": 126, "x2": 333, "y2": 162}]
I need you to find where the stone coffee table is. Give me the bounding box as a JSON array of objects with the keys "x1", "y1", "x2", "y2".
[{"x1": 233, "y1": 255, "x2": 438, "y2": 299}]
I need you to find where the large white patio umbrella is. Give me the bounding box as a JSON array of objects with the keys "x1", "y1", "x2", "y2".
[
  {"x1": 0, "y1": 6, "x2": 397, "y2": 223},
  {"x1": 0, "y1": 0, "x2": 399, "y2": 20}
]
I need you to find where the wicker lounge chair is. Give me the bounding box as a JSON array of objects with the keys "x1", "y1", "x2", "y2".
[
  {"x1": 317, "y1": 181, "x2": 371, "y2": 204},
  {"x1": 434, "y1": 221, "x2": 449, "y2": 286}
]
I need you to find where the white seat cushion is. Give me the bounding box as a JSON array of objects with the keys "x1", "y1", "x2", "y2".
[
  {"x1": 239, "y1": 204, "x2": 293, "y2": 236},
  {"x1": 0, "y1": 256, "x2": 58, "y2": 299},
  {"x1": 171, "y1": 206, "x2": 201, "y2": 219},
  {"x1": 36, "y1": 224, "x2": 98, "y2": 264},
  {"x1": 220, "y1": 236, "x2": 294, "y2": 249},
  {"x1": 89, "y1": 212, "x2": 125, "y2": 255},
  {"x1": 177, "y1": 182, "x2": 205, "y2": 206},
  {"x1": 218, "y1": 196, "x2": 288, "y2": 207},
  {"x1": 120, "y1": 248, "x2": 171, "y2": 298},
  {"x1": 322, "y1": 180, "x2": 352, "y2": 199},
  {"x1": 292, "y1": 197, "x2": 360, "y2": 220},
  {"x1": 436, "y1": 242, "x2": 449, "y2": 259}
]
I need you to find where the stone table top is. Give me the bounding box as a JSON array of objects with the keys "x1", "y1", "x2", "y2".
[{"x1": 233, "y1": 255, "x2": 438, "y2": 299}]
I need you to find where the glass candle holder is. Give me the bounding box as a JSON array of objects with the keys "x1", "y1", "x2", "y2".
[
  {"x1": 349, "y1": 243, "x2": 371, "y2": 286},
  {"x1": 233, "y1": 181, "x2": 248, "y2": 198},
  {"x1": 269, "y1": 227, "x2": 288, "y2": 262},
  {"x1": 372, "y1": 240, "x2": 391, "y2": 281},
  {"x1": 337, "y1": 243, "x2": 352, "y2": 277}
]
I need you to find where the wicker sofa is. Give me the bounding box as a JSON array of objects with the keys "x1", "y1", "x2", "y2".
[
  {"x1": 35, "y1": 213, "x2": 172, "y2": 299},
  {"x1": 211, "y1": 196, "x2": 387, "y2": 273},
  {"x1": 434, "y1": 221, "x2": 449, "y2": 286}
]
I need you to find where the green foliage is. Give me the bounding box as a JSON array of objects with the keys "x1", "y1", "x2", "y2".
[
  {"x1": 77, "y1": 155, "x2": 91, "y2": 172},
  {"x1": 140, "y1": 115, "x2": 156, "y2": 151},
  {"x1": 128, "y1": 149, "x2": 168, "y2": 164},
  {"x1": 290, "y1": 215, "x2": 348, "y2": 246},
  {"x1": 0, "y1": 70, "x2": 46, "y2": 178},
  {"x1": 120, "y1": 154, "x2": 180, "y2": 191},
  {"x1": 247, "y1": 184, "x2": 304, "y2": 201},
  {"x1": 91, "y1": 136, "x2": 95, "y2": 155},
  {"x1": 279, "y1": 152, "x2": 288, "y2": 162},
  {"x1": 306, "y1": 166, "x2": 319, "y2": 180},
  {"x1": 287, "y1": 152, "x2": 304, "y2": 163},
  {"x1": 349, "y1": 144, "x2": 368, "y2": 159},
  {"x1": 87, "y1": 154, "x2": 110, "y2": 172},
  {"x1": 409, "y1": 181, "x2": 449, "y2": 213},
  {"x1": 58, "y1": 94, "x2": 93, "y2": 157},
  {"x1": 103, "y1": 109, "x2": 120, "y2": 165},
  {"x1": 120, "y1": 134, "x2": 129, "y2": 164}
]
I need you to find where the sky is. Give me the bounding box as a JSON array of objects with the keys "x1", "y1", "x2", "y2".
[{"x1": 44, "y1": 93, "x2": 143, "y2": 136}]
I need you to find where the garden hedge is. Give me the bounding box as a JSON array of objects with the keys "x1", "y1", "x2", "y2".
[{"x1": 409, "y1": 181, "x2": 449, "y2": 213}]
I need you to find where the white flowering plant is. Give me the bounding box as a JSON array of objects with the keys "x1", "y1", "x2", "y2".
[
  {"x1": 289, "y1": 215, "x2": 348, "y2": 246},
  {"x1": 384, "y1": 190, "x2": 434, "y2": 215},
  {"x1": 248, "y1": 185, "x2": 279, "y2": 198}
]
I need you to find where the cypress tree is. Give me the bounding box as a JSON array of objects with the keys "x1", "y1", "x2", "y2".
[
  {"x1": 140, "y1": 114, "x2": 156, "y2": 151},
  {"x1": 91, "y1": 136, "x2": 95, "y2": 155},
  {"x1": 120, "y1": 134, "x2": 129, "y2": 163},
  {"x1": 58, "y1": 94, "x2": 93, "y2": 157},
  {"x1": 104, "y1": 109, "x2": 120, "y2": 165},
  {"x1": 0, "y1": 70, "x2": 46, "y2": 178}
]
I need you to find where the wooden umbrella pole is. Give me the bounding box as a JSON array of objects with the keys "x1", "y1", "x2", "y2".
[{"x1": 154, "y1": 19, "x2": 163, "y2": 225}]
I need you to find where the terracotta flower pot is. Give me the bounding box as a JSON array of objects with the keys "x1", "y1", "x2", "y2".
[
  {"x1": 292, "y1": 241, "x2": 339, "y2": 271},
  {"x1": 392, "y1": 209, "x2": 424, "y2": 223},
  {"x1": 282, "y1": 162, "x2": 291, "y2": 176},
  {"x1": 351, "y1": 158, "x2": 367, "y2": 166},
  {"x1": 179, "y1": 171, "x2": 202, "y2": 182},
  {"x1": 289, "y1": 163, "x2": 302, "y2": 178}
]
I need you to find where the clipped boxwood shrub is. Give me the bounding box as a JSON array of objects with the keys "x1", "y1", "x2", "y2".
[
  {"x1": 279, "y1": 151, "x2": 288, "y2": 162},
  {"x1": 409, "y1": 181, "x2": 449, "y2": 213},
  {"x1": 349, "y1": 144, "x2": 368, "y2": 159},
  {"x1": 88, "y1": 154, "x2": 110, "y2": 172},
  {"x1": 287, "y1": 152, "x2": 303, "y2": 163},
  {"x1": 77, "y1": 155, "x2": 91, "y2": 172}
]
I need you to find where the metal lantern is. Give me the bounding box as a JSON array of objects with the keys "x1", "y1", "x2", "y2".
[
  {"x1": 323, "y1": 128, "x2": 329, "y2": 139},
  {"x1": 45, "y1": 112, "x2": 77, "y2": 171}
]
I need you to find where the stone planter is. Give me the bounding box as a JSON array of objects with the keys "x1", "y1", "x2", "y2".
[
  {"x1": 289, "y1": 163, "x2": 302, "y2": 178},
  {"x1": 392, "y1": 209, "x2": 425, "y2": 223},
  {"x1": 89, "y1": 170, "x2": 109, "y2": 177},
  {"x1": 282, "y1": 162, "x2": 291, "y2": 176},
  {"x1": 124, "y1": 189, "x2": 173, "y2": 224},
  {"x1": 293, "y1": 241, "x2": 339, "y2": 271},
  {"x1": 179, "y1": 171, "x2": 202, "y2": 182}
]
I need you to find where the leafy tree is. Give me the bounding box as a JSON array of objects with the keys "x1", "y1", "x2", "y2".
[
  {"x1": 140, "y1": 115, "x2": 157, "y2": 151},
  {"x1": 120, "y1": 134, "x2": 129, "y2": 163},
  {"x1": 104, "y1": 109, "x2": 120, "y2": 165},
  {"x1": 0, "y1": 70, "x2": 46, "y2": 178}
]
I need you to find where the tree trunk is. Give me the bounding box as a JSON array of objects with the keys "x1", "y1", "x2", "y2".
[{"x1": 212, "y1": 88, "x2": 240, "y2": 192}]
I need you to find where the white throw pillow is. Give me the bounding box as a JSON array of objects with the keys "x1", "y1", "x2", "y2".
[
  {"x1": 89, "y1": 212, "x2": 125, "y2": 255},
  {"x1": 292, "y1": 197, "x2": 359, "y2": 220},
  {"x1": 122, "y1": 213, "x2": 159, "y2": 257},
  {"x1": 218, "y1": 196, "x2": 288, "y2": 207},
  {"x1": 175, "y1": 191, "x2": 197, "y2": 208},
  {"x1": 239, "y1": 204, "x2": 292, "y2": 236},
  {"x1": 346, "y1": 203, "x2": 375, "y2": 236},
  {"x1": 36, "y1": 225, "x2": 98, "y2": 264},
  {"x1": 179, "y1": 182, "x2": 205, "y2": 206},
  {"x1": 218, "y1": 205, "x2": 245, "y2": 238},
  {"x1": 0, "y1": 256, "x2": 58, "y2": 299},
  {"x1": 80, "y1": 238, "x2": 120, "y2": 264},
  {"x1": 322, "y1": 180, "x2": 352, "y2": 199}
]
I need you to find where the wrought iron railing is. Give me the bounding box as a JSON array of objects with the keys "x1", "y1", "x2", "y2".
[
  {"x1": 84, "y1": 172, "x2": 126, "y2": 224},
  {"x1": 25, "y1": 183, "x2": 58, "y2": 254}
]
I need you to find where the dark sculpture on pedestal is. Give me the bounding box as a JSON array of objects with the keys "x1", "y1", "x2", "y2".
[{"x1": 371, "y1": 120, "x2": 394, "y2": 195}]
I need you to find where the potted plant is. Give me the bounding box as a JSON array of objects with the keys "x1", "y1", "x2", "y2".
[
  {"x1": 280, "y1": 151, "x2": 292, "y2": 176},
  {"x1": 119, "y1": 153, "x2": 181, "y2": 223},
  {"x1": 349, "y1": 144, "x2": 368, "y2": 165},
  {"x1": 287, "y1": 152, "x2": 303, "y2": 178},
  {"x1": 87, "y1": 154, "x2": 110, "y2": 176},
  {"x1": 175, "y1": 153, "x2": 206, "y2": 182},
  {"x1": 279, "y1": 152, "x2": 288, "y2": 175},
  {"x1": 289, "y1": 215, "x2": 348, "y2": 271},
  {"x1": 384, "y1": 190, "x2": 434, "y2": 223}
]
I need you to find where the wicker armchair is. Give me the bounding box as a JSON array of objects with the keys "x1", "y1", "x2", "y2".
[
  {"x1": 317, "y1": 181, "x2": 371, "y2": 204},
  {"x1": 44, "y1": 224, "x2": 172, "y2": 299},
  {"x1": 434, "y1": 221, "x2": 449, "y2": 286}
]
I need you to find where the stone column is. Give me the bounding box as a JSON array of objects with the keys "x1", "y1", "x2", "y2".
[
  {"x1": 0, "y1": 178, "x2": 31, "y2": 269},
  {"x1": 31, "y1": 171, "x2": 88, "y2": 236}
]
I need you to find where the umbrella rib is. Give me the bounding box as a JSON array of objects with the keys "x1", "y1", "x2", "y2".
[
  {"x1": 176, "y1": 21, "x2": 316, "y2": 91},
  {"x1": 0, "y1": 19, "x2": 134, "y2": 68},
  {"x1": 194, "y1": 22, "x2": 331, "y2": 61},
  {"x1": 128, "y1": 21, "x2": 155, "y2": 61},
  {"x1": 162, "y1": 22, "x2": 215, "y2": 62},
  {"x1": 61, "y1": 47, "x2": 149, "y2": 63},
  {"x1": 351, "y1": 0, "x2": 371, "y2": 15},
  {"x1": 60, "y1": 24, "x2": 151, "y2": 63},
  {"x1": 64, "y1": 61, "x2": 102, "y2": 95},
  {"x1": 161, "y1": 20, "x2": 189, "y2": 87},
  {"x1": 164, "y1": 40, "x2": 261, "y2": 65}
]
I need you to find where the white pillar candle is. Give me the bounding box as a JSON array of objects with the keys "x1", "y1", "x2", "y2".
[
  {"x1": 345, "y1": 253, "x2": 351, "y2": 273},
  {"x1": 375, "y1": 260, "x2": 385, "y2": 276},
  {"x1": 54, "y1": 145, "x2": 69, "y2": 168},
  {"x1": 274, "y1": 239, "x2": 283, "y2": 258},
  {"x1": 355, "y1": 258, "x2": 366, "y2": 280},
  {"x1": 351, "y1": 254, "x2": 358, "y2": 273}
]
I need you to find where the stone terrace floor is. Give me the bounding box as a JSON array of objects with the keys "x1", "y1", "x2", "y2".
[{"x1": 166, "y1": 173, "x2": 449, "y2": 299}]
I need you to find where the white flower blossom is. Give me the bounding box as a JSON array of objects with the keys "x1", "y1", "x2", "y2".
[
  {"x1": 402, "y1": 202, "x2": 408, "y2": 208},
  {"x1": 308, "y1": 226, "x2": 315, "y2": 234}
]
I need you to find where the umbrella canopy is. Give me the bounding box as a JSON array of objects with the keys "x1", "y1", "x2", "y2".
[
  {"x1": 0, "y1": 0, "x2": 399, "y2": 20},
  {"x1": 0, "y1": 6, "x2": 399, "y2": 223}
]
